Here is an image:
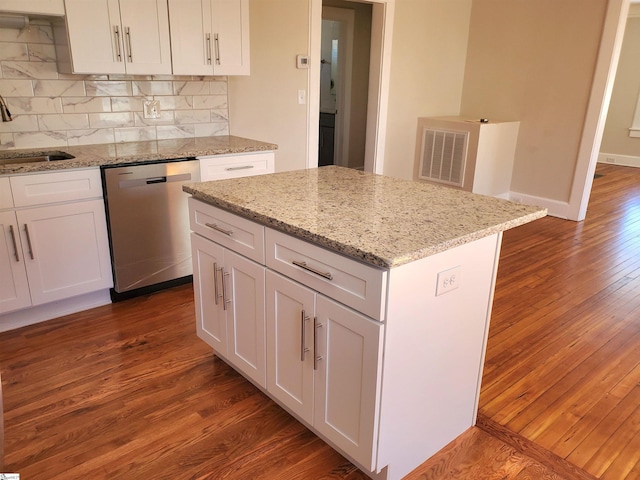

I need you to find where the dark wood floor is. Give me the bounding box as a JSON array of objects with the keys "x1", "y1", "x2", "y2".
[{"x1": 0, "y1": 163, "x2": 638, "y2": 479}]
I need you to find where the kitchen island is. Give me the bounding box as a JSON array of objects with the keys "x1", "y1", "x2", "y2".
[{"x1": 183, "y1": 166, "x2": 546, "y2": 480}]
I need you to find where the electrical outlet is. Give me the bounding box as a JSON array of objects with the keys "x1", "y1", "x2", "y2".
[
  {"x1": 143, "y1": 100, "x2": 161, "y2": 119},
  {"x1": 436, "y1": 266, "x2": 461, "y2": 296}
]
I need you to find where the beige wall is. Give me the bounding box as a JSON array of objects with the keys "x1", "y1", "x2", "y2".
[
  {"x1": 600, "y1": 7, "x2": 640, "y2": 159},
  {"x1": 228, "y1": 0, "x2": 311, "y2": 173},
  {"x1": 383, "y1": 0, "x2": 472, "y2": 179},
  {"x1": 460, "y1": 0, "x2": 606, "y2": 202}
]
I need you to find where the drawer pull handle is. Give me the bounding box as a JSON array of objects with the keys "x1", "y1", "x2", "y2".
[
  {"x1": 301, "y1": 310, "x2": 310, "y2": 361},
  {"x1": 225, "y1": 165, "x2": 254, "y2": 172},
  {"x1": 9, "y1": 225, "x2": 19, "y2": 262},
  {"x1": 205, "y1": 222, "x2": 233, "y2": 236},
  {"x1": 113, "y1": 25, "x2": 122, "y2": 62},
  {"x1": 292, "y1": 260, "x2": 333, "y2": 281},
  {"x1": 206, "y1": 33, "x2": 212, "y2": 65},
  {"x1": 24, "y1": 224, "x2": 34, "y2": 260}
]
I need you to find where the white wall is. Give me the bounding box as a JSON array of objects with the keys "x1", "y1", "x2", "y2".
[
  {"x1": 382, "y1": 0, "x2": 472, "y2": 180},
  {"x1": 228, "y1": 0, "x2": 311, "y2": 173},
  {"x1": 600, "y1": 6, "x2": 640, "y2": 165}
]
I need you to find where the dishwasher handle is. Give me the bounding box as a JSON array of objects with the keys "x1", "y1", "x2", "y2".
[{"x1": 146, "y1": 176, "x2": 167, "y2": 184}]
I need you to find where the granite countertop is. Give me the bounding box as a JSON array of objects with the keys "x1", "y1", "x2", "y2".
[
  {"x1": 0, "y1": 135, "x2": 278, "y2": 176},
  {"x1": 183, "y1": 166, "x2": 547, "y2": 268}
]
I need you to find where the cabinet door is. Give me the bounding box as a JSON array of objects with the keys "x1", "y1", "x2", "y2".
[
  {"x1": 63, "y1": 0, "x2": 126, "y2": 74},
  {"x1": 314, "y1": 295, "x2": 384, "y2": 471},
  {"x1": 118, "y1": 0, "x2": 172, "y2": 74},
  {"x1": 16, "y1": 200, "x2": 113, "y2": 306},
  {"x1": 266, "y1": 271, "x2": 315, "y2": 423},
  {"x1": 0, "y1": 211, "x2": 31, "y2": 314},
  {"x1": 224, "y1": 249, "x2": 266, "y2": 388},
  {"x1": 191, "y1": 232, "x2": 227, "y2": 356},
  {"x1": 211, "y1": 0, "x2": 250, "y2": 75},
  {"x1": 168, "y1": 0, "x2": 212, "y2": 75}
]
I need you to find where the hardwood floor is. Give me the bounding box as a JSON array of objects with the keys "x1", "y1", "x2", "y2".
[{"x1": 0, "y1": 163, "x2": 638, "y2": 479}]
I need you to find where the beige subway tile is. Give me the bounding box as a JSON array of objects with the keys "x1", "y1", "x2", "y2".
[
  {"x1": 0, "y1": 79, "x2": 34, "y2": 96},
  {"x1": 34, "y1": 79, "x2": 85, "y2": 97},
  {"x1": 67, "y1": 128, "x2": 115, "y2": 146},
  {"x1": 0, "y1": 115, "x2": 39, "y2": 132},
  {"x1": 173, "y1": 81, "x2": 209, "y2": 96},
  {"x1": 13, "y1": 131, "x2": 67, "y2": 149},
  {"x1": 0, "y1": 133, "x2": 15, "y2": 148},
  {"x1": 195, "y1": 123, "x2": 228, "y2": 137},
  {"x1": 175, "y1": 110, "x2": 210, "y2": 125},
  {"x1": 0, "y1": 42, "x2": 29, "y2": 61},
  {"x1": 192, "y1": 95, "x2": 227, "y2": 109},
  {"x1": 28, "y1": 43, "x2": 57, "y2": 62},
  {"x1": 133, "y1": 80, "x2": 173, "y2": 96},
  {"x1": 114, "y1": 126, "x2": 157, "y2": 143},
  {"x1": 111, "y1": 96, "x2": 145, "y2": 112},
  {"x1": 38, "y1": 113, "x2": 89, "y2": 130},
  {"x1": 158, "y1": 95, "x2": 193, "y2": 110},
  {"x1": 211, "y1": 109, "x2": 229, "y2": 122},
  {"x1": 62, "y1": 97, "x2": 111, "y2": 113},
  {"x1": 85, "y1": 80, "x2": 132, "y2": 96},
  {"x1": 89, "y1": 112, "x2": 135, "y2": 128},
  {"x1": 7, "y1": 97, "x2": 63, "y2": 114},
  {"x1": 156, "y1": 125, "x2": 195, "y2": 139},
  {"x1": 2, "y1": 61, "x2": 58, "y2": 80}
]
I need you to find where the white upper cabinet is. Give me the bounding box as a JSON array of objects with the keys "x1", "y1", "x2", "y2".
[
  {"x1": 59, "y1": 0, "x2": 172, "y2": 75},
  {"x1": 168, "y1": 0, "x2": 250, "y2": 76}
]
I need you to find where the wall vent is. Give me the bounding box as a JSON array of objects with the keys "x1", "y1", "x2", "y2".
[{"x1": 418, "y1": 128, "x2": 468, "y2": 187}]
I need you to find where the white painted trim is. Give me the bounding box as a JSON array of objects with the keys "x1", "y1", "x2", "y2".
[
  {"x1": 598, "y1": 152, "x2": 640, "y2": 167},
  {"x1": 0, "y1": 289, "x2": 112, "y2": 333},
  {"x1": 310, "y1": 0, "x2": 394, "y2": 174},
  {"x1": 568, "y1": 0, "x2": 630, "y2": 221},
  {"x1": 308, "y1": 0, "x2": 322, "y2": 169},
  {"x1": 508, "y1": 192, "x2": 569, "y2": 220}
]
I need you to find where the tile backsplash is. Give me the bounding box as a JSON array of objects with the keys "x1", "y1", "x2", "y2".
[{"x1": 0, "y1": 21, "x2": 229, "y2": 151}]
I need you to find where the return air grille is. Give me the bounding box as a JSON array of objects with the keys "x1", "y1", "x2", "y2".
[{"x1": 418, "y1": 128, "x2": 468, "y2": 187}]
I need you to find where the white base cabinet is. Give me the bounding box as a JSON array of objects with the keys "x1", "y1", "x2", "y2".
[
  {"x1": 0, "y1": 169, "x2": 113, "y2": 318},
  {"x1": 188, "y1": 197, "x2": 502, "y2": 480}
]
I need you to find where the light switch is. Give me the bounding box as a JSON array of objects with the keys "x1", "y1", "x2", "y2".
[{"x1": 298, "y1": 90, "x2": 306, "y2": 105}]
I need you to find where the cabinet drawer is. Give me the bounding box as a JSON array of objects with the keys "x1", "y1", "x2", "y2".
[
  {"x1": 188, "y1": 197, "x2": 265, "y2": 264},
  {"x1": 266, "y1": 229, "x2": 387, "y2": 321},
  {"x1": 10, "y1": 168, "x2": 103, "y2": 207},
  {"x1": 0, "y1": 177, "x2": 13, "y2": 209},
  {"x1": 199, "y1": 152, "x2": 275, "y2": 181}
]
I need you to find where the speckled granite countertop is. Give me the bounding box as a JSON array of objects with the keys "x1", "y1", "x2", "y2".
[
  {"x1": 0, "y1": 135, "x2": 277, "y2": 176},
  {"x1": 183, "y1": 166, "x2": 547, "y2": 268}
]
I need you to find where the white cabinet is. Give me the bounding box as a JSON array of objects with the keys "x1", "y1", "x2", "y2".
[
  {"x1": 0, "y1": 211, "x2": 31, "y2": 314},
  {"x1": 0, "y1": 169, "x2": 113, "y2": 316},
  {"x1": 266, "y1": 271, "x2": 383, "y2": 470},
  {"x1": 190, "y1": 211, "x2": 266, "y2": 388},
  {"x1": 168, "y1": 0, "x2": 250, "y2": 76},
  {"x1": 57, "y1": 0, "x2": 172, "y2": 75},
  {"x1": 188, "y1": 196, "x2": 503, "y2": 480},
  {"x1": 199, "y1": 152, "x2": 275, "y2": 182}
]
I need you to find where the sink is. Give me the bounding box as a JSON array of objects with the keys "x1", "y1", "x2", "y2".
[{"x1": 0, "y1": 151, "x2": 75, "y2": 166}]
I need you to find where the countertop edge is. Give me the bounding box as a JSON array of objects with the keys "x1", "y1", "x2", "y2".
[{"x1": 184, "y1": 185, "x2": 548, "y2": 269}]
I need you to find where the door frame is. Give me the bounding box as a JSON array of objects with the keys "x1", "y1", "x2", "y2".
[{"x1": 309, "y1": 0, "x2": 395, "y2": 174}]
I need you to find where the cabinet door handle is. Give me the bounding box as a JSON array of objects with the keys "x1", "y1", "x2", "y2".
[
  {"x1": 206, "y1": 33, "x2": 212, "y2": 65},
  {"x1": 125, "y1": 26, "x2": 133, "y2": 62},
  {"x1": 225, "y1": 165, "x2": 254, "y2": 172},
  {"x1": 205, "y1": 222, "x2": 233, "y2": 236},
  {"x1": 8, "y1": 225, "x2": 19, "y2": 262},
  {"x1": 221, "y1": 267, "x2": 230, "y2": 311},
  {"x1": 113, "y1": 25, "x2": 122, "y2": 61},
  {"x1": 23, "y1": 224, "x2": 34, "y2": 260},
  {"x1": 213, "y1": 262, "x2": 221, "y2": 305},
  {"x1": 301, "y1": 310, "x2": 310, "y2": 361},
  {"x1": 292, "y1": 260, "x2": 333, "y2": 281},
  {"x1": 214, "y1": 33, "x2": 220, "y2": 65},
  {"x1": 314, "y1": 317, "x2": 323, "y2": 370}
]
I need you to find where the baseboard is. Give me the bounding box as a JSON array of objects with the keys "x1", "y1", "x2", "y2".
[
  {"x1": 506, "y1": 191, "x2": 570, "y2": 219},
  {"x1": 476, "y1": 414, "x2": 598, "y2": 480},
  {"x1": 0, "y1": 289, "x2": 112, "y2": 333},
  {"x1": 598, "y1": 152, "x2": 640, "y2": 168}
]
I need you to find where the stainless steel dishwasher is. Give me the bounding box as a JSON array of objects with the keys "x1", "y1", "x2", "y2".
[{"x1": 102, "y1": 158, "x2": 199, "y2": 300}]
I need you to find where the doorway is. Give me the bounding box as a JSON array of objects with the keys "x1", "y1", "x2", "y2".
[{"x1": 319, "y1": 2, "x2": 371, "y2": 170}]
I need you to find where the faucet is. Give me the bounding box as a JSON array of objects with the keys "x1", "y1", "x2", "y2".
[{"x1": 0, "y1": 95, "x2": 12, "y2": 122}]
